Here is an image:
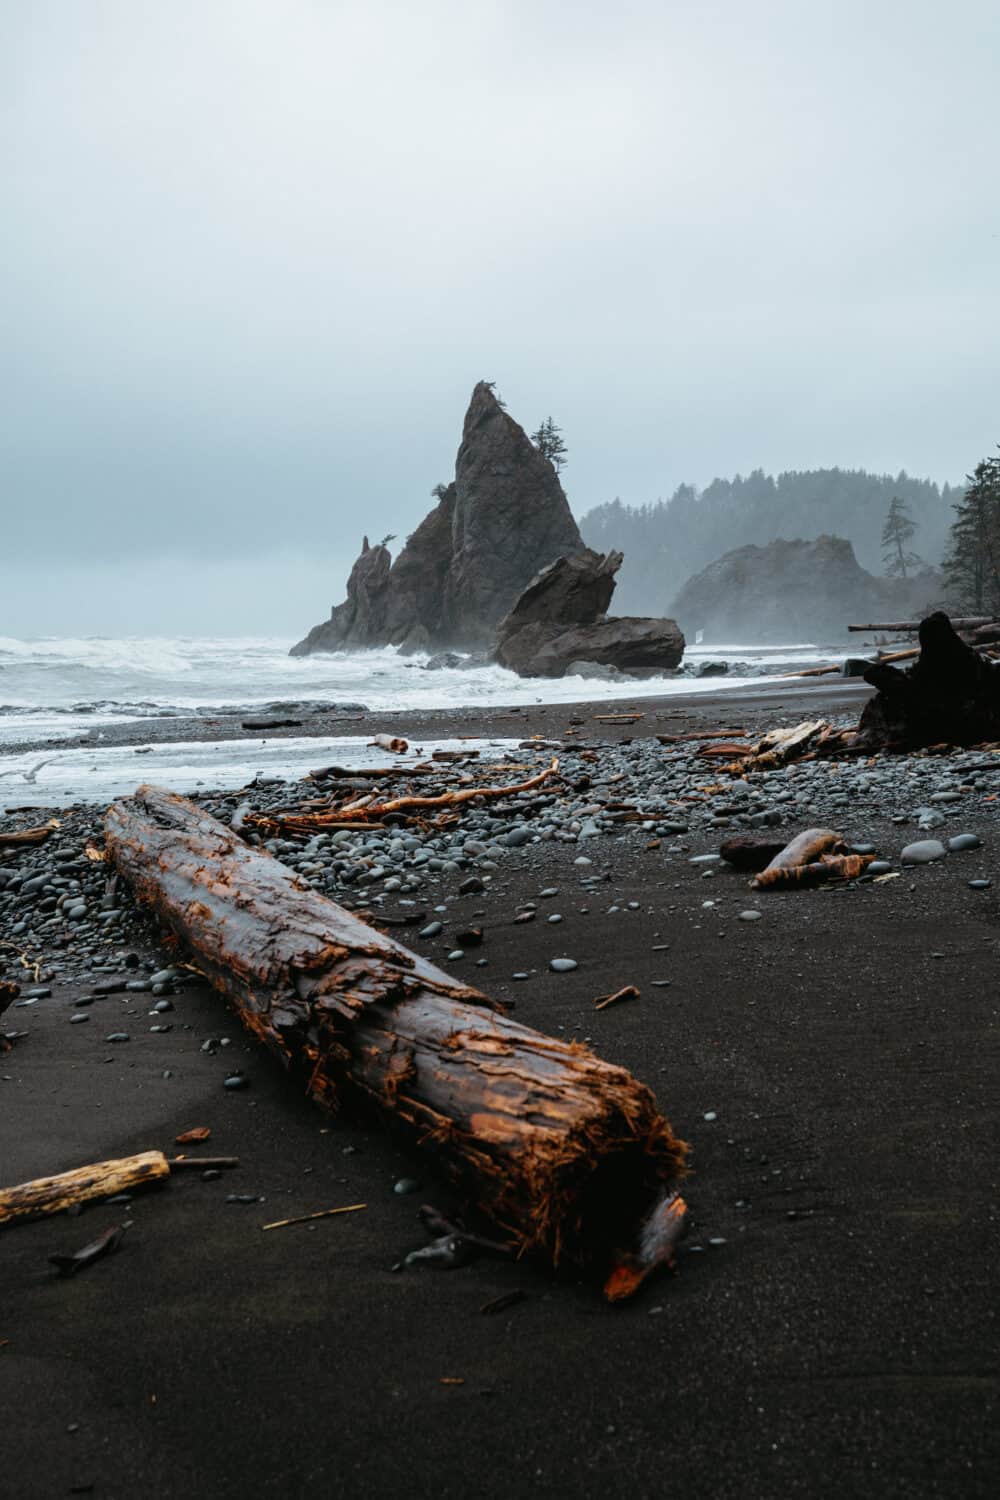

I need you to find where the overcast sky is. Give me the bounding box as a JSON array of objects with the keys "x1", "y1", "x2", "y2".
[{"x1": 2, "y1": 0, "x2": 998, "y2": 635}]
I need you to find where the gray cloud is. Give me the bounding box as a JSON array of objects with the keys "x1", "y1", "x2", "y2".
[{"x1": 2, "y1": 0, "x2": 998, "y2": 633}]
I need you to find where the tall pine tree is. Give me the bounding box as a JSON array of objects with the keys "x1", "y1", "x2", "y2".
[
  {"x1": 881, "y1": 495, "x2": 922, "y2": 577},
  {"x1": 943, "y1": 449, "x2": 1000, "y2": 612}
]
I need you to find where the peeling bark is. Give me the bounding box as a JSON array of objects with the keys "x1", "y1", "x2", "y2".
[{"x1": 105, "y1": 787, "x2": 687, "y2": 1274}]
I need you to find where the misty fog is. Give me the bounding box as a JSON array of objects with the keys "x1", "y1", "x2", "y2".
[{"x1": 3, "y1": 0, "x2": 998, "y2": 637}]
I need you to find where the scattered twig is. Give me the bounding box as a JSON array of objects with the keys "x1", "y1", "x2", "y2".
[
  {"x1": 262, "y1": 1202, "x2": 366, "y2": 1231},
  {"x1": 594, "y1": 985, "x2": 640, "y2": 1012},
  {"x1": 480, "y1": 1289, "x2": 527, "y2": 1316}
]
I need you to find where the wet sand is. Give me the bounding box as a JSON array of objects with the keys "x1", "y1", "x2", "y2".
[{"x1": 2, "y1": 678, "x2": 997, "y2": 1498}]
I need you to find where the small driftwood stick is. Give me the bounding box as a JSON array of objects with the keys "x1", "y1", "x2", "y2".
[
  {"x1": 0, "y1": 1151, "x2": 170, "y2": 1228},
  {"x1": 0, "y1": 824, "x2": 56, "y2": 848},
  {"x1": 167, "y1": 1156, "x2": 239, "y2": 1171},
  {"x1": 105, "y1": 786, "x2": 687, "y2": 1276},
  {"x1": 262, "y1": 1202, "x2": 367, "y2": 1230},
  {"x1": 594, "y1": 986, "x2": 640, "y2": 1012}
]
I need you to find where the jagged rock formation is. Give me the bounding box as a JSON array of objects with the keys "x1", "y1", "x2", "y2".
[
  {"x1": 290, "y1": 383, "x2": 582, "y2": 655},
  {"x1": 495, "y1": 549, "x2": 685, "y2": 678},
  {"x1": 670, "y1": 536, "x2": 944, "y2": 644}
]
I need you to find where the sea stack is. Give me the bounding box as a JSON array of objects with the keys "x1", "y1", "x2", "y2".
[{"x1": 290, "y1": 382, "x2": 583, "y2": 655}]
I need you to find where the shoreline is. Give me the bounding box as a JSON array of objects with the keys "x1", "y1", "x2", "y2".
[
  {"x1": 3, "y1": 680, "x2": 996, "y2": 1498},
  {"x1": 1, "y1": 676, "x2": 872, "y2": 763}
]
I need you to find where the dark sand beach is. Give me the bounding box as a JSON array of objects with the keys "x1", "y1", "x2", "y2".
[{"x1": 2, "y1": 679, "x2": 997, "y2": 1499}]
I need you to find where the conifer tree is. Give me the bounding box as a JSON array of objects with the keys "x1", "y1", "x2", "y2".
[
  {"x1": 943, "y1": 450, "x2": 1000, "y2": 613},
  {"x1": 880, "y1": 495, "x2": 922, "y2": 577},
  {"x1": 531, "y1": 416, "x2": 568, "y2": 473}
]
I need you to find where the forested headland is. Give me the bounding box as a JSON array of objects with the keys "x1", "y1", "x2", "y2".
[{"x1": 579, "y1": 468, "x2": 960, "y2": 617}]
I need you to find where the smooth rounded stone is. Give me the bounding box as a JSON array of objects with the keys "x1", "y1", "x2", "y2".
[
  {"x1": 688, "y1": 853, "x2": 720, "y2": 865},
  {"x1": 69, "y1": 1013, "x2": 90, "y2": 1024},
  {"x1": 418, "y1": 921, "x2": 443, "y2": 939},
  {"x1": 223, "y1": 1073, "x2": 249, "y2": 1090},
  {"x1": 503, "y1": 827, "x2": 533, "y2": 849},
  {"x1": 459, "y1": 875, "x2": 485, "y2": 895},
  {"x1": 947, "y1": 833, "x2": 982, "y2": 852},
  {"x1": 849, "y1": 843, "x2": 876, "y2": 855},
  {"x1": 749, "y1": 810, "x2": 781, "y2": 827},
  {"x1": 393, "y1": 1177, "x2": 421, "y2": 1195},
  {"x1": 447, "y1": 950, "x2": 465, "y2": 961},
  {"x1": 547, "y1": 913, "x2": 563, "y2": 924},
  {"x1": 901, "y1": 840, "x2": 947, "y2": 865},
  {"x1": 917, "y1": 809, "x2": 946, "y2": 831},
  {"x1": 126, "y1": 979, "x2": 152, "y2": 992},
  {"x1": 968, "y1": 878, "x2": 992, "y2": 890},
  {"x1": 152, "y1": 998, "x2": 174, "y2": 1013},
  {"x1": 149, "y1": 1024, "x2": 172, "y2": 1034},
  {"x1": 867, "y1": 861, "x2": 894, "y2": 875},
  {"x1": 549, "y1": 958, "x2": 578, "y2": 973},
  {"x1": 930, "y1": 790, "x2": 962, "y2": 803},
  {"x1": 538, "y1": 888, "x2": 559, "y2": 898},
  {"x1": 202, "y1": 1168, "x2": 222, "y2": 1181},
  {"x1": 738, "y1": 910, "x2": 762, "y2": 922},
  {"x1": 22, "y1": 986, "x2": 51, "y2": 999},
  {"x1": 104, "y1": 1032, "x2": 130, "y2": 1043},
  {"x1": 573, "y1": 856, "x2": 592, "y2": 866},
  {"x1": 511, "y1": 972, "x2": 531, "y2": 981}
]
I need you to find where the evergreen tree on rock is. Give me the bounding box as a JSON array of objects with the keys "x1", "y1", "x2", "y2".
[{"x1": 531, "y1": 417, "x2": 568, "y2": 473}]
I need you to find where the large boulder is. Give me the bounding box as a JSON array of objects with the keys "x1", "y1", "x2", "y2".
[
  {"x1": 496, "y1": 549, "x2": 622, "y2": 630},
  {"x1": 290, "y1": 383, "x2": 583, "y2": 655},
  {"x1": 670, "y1": 535, "x2": 944, "y2": 644},
  {"x1": 495, "y1": 549, "x2": 684, "y2": 678}
]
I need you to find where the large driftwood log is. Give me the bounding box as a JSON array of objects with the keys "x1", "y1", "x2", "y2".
[
  {"x1": 858, "y1": 611, "x2": 1000, "y2": 749},
  {"x1": 105, "y1": 787, "x2": 687, "y2": 1276},
  {"x1": 847, "y1": 617, "x2": 996, "y2": 633}
]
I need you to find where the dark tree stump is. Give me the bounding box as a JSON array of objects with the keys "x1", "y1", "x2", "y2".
[{"x1": 858, "y1": 612, "x2": 1000, "y2": 750}]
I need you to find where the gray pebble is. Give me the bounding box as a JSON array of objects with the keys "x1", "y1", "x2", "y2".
[
  {"x1": 223, "y1": 1074, "x2": 249, "y2": 1090},
  {"x1": 419, "y1": 921, "x2": 443, "y2": 939},
  {"x1": 549, "y1": 958, "x2": 578, "y2": 973},
  {"x1": 947, "y1": 833, "x2": 982, "y2": 852},
  {"x1": 900, "y1": 840, "x2": 947, "y2": 865}
]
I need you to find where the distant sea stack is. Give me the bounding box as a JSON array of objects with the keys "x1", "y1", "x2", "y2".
[
  {"x1": 290, "y1": 382, "x2": 583, "y2": 655},
  {"x1": 670, "y1": 535, "x2": 943, "y2": 643}
]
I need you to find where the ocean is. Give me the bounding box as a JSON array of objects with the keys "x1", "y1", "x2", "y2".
[{"x1": 0, "y1": 635, "x2": 842, "y2": 805}]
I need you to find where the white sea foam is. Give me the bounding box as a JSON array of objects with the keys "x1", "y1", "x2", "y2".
[
  {"x1": 0, "y1": 735, "x2": 525, "y2": 808},
  {"x1": 0, "y1": 634, "x2": 850, "y2": 805},
  {"x1": 0, "y1": 634, "x2": 840, "y2": 735}
]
